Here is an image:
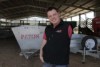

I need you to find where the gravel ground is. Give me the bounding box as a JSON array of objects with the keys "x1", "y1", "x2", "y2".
[{"x1": 0, "y1": 38, "x2": 100, "y2": 67}]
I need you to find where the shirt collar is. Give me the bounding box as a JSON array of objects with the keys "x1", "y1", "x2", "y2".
[{"x1": 50, "y1": 19, "x2": 63, "y2": 28}]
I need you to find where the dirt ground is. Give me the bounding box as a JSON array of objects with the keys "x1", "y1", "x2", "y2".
[{"x1": 0, "y1": 38, "x2": 100, "y2": 67}]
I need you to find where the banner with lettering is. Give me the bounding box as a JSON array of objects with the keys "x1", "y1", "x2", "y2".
[{"x1": 12, "y1": 25, "x2": 45, "y2": 50}]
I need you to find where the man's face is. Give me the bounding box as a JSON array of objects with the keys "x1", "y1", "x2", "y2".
[{"x1": 47, "y1": 9, "x2": 60, "y2": 25}]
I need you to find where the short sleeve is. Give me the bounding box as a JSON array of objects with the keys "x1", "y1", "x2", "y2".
[
  {"x1": 43, "y1": 32, "x2": 47, "y2": 40},
  {"x1": 68, "y1": 25, "x2": 72, "y2": 38}
]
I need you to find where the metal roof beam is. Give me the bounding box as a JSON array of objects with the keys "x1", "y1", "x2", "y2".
[
  {"x1": 0, "y1": 5, "x2": 46, "y2": 12},
  {"x1": 63, "y1": 4, "x2": 94, "y2": 11}
]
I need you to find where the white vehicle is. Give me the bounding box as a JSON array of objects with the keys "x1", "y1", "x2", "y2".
[{"x1": 71, "y1": 17, "x2": 100, "y2": 63}]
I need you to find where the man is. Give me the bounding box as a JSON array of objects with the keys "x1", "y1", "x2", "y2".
[{"x1": 40, "y1": 7, "x2": 72, "y2": 67}]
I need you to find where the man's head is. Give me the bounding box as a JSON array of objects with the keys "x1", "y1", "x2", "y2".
[{"x1": 47, "y1": 7, "x2": 61, "y2": 26}]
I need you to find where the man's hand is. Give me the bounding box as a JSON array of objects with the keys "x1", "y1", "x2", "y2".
[{"x1": 40, "y1": 55, "x2": 44, "y2": 63}]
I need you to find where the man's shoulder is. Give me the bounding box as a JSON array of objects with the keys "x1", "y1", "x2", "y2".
[
  {"x1": 62, "y1": 21, "x2": 70, "y2": 26},
  {"x1": 63, "y1": 21, "x2": 72, "y2": 24},
  {"x1": 62, "y1": 21, "x2": 77, "y2": 28},
  {"x1": 46, "y1": 25, "x2": 52, "y2": 28},
  {"x1": 45, "y1": 25, "x2": 52, "y2": 30}
]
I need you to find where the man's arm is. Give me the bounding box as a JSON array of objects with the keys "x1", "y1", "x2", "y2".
[
  {"x1": 68, "y1": 25, "x2": 73, "y2": 38},
  {"x1": 39, "y1": 33, "x2": 47, "y2": 63}
]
